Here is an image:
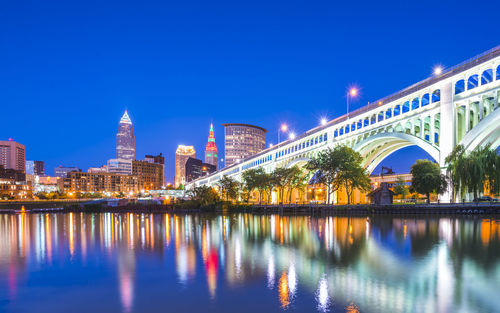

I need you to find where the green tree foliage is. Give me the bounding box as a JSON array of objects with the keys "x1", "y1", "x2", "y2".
[
  {"x1": 410, "y1": 159, "x2": 447, "y2": 203},
  {"x1": 446, "y1": 144, "x2": 500, "y2": 200},
  {"x1": 306, "y1": 145, "x2": 371, "y2": 204},
  {"x1": 393, "y1": 177, "x2": 409, "y2": 200},
  {"x1": 270, "y1": 167, "x2": 290, "y2": 204},
  {"x1": 217, "y1": 175, "x2": 239, "y2": 201},
  {"x1": 187, "y1": 185, "x2": 219, "y2": 206}
]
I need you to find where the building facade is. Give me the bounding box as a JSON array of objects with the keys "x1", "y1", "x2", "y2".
[
  {"x1": 204, "y1": 123, "x2": 219, "y2": 170},
  {"x1": 107, "y1": 158, "x2": 133, "y2": 175},
  {"x1": 132, "y1": 159, "x2": 164, "y2": 191},
  {"x1": 0, "y1": 165, "x2": 26, "y2": 182},
  {"x1": 0, "y1": 140, "x2": 26, "y2": 172},
  {"x1": 26, "y1": 160, "x2": 45, "y2": 176},
  {"x1": 174, "y1": 145, "x2": 196, "y2": 188},
  {"x1": 116, "y1": 110, "x2": 135, "y2": 160},
  {"x1": 222, "y1": 123, "x2": 267, "y2": 167},
  {"x1": 54, "y1": 166, "x2": 81, "y2": 178},
  {"x1": 64, "y1": 171, "x2": 138, "y2": 194},
  {"x1": 185, "y1": 157, "x2": 216, "y2": 183}
]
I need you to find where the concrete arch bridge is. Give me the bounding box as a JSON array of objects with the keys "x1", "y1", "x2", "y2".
[{"x1": 187, "y1": 46, "x2": 500, "y2": 203}]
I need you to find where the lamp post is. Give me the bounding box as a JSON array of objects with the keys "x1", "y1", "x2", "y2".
[
  {"x1": 346, "y1": 87, "x2": 358, "y2": 119},
  {"x1": 278, "y1": 124, "x2": 288, "y2": 143}
]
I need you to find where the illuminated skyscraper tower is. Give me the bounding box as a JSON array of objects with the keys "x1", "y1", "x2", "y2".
[
  {"x1": 175, "y1": 145, "x2": 196, "y2": 188},
  {"x1": 116, "y1": 110, "x2": 135, "y2": 161},
  {"x1": 204, "y1": 123, "x2": 218, "y2": 170}
]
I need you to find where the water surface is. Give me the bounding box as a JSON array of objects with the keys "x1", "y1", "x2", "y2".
[{"x1": 1, "y1": 212, "x2": 499, "y2": 313}]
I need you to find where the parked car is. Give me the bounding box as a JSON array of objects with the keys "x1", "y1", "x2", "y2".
[{"x1": 474, "y1": 196, "x2": 498, "y2": 202}]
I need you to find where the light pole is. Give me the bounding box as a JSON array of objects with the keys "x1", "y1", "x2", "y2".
[
  {"x1": 278, "y1": 124, "x2": 288, "y2": 143},
  {"x1": 346, "y1": 87, "x2": 358, "y2": 119}
]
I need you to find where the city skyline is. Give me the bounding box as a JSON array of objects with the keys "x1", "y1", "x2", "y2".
[{"x1": 1, "y1": 0, "x2": 499, "y2": 182}]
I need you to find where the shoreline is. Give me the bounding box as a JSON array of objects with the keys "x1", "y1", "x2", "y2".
[{"x1": 1, "y1": 201, "x2": 500, "y2": 215}]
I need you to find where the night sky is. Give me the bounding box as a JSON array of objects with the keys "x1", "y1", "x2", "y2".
[{"x1": 1, "y1": 0, "x2": 499, "y2": 183}]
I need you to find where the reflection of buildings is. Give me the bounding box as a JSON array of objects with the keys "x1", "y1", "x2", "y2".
[{"x1": 1, "y1": 214, "x2": 500, "y2": 312}]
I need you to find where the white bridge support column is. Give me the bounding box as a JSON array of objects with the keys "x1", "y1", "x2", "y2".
[{"x1": 439, "y1": 82, "x2": 455, "y2": 202}]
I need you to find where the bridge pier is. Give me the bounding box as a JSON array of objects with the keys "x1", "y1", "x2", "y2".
[{"x1": 438, "y1": 82, "x2": 455, "y2": 203}]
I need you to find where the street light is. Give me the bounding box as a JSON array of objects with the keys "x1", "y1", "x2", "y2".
[
  {"x1": 433, "y1": 65, "x2": 443, "y2": 75},
  {"x1": 321, "y1": 117, "x2": 327, "y2": 126},
  {"x1": 346, "y1": 87, "x2": 358, "y2": 119},
  {"x1": 278, "y1": 123, "x2": 288, "y2": 143},
  {"x1": 289, "y1": 132, "x2": 296, "y2": 140}
]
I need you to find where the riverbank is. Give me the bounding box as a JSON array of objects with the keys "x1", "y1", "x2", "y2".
[{"x1": 1, "y1": 200, "x2": 500, "y2": 215}]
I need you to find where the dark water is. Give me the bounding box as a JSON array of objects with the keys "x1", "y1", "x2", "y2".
[{"x1": 0, "y1": 213, "x2": 499, "y2": 313}]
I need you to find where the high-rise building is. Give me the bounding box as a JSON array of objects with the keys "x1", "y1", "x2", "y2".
[
  {"x1": 116, "y1": 110, "x2": 135, "y2": 160},
  {"x1": 0, "y1": 139, "x2": 26, "y2": 173},
  {"x1": 26, "y1": 160, "x2": 45, "y2": 176},
  {"x1": 107, "y1": 159, "x2": 133, "y2": 175},
  {"x1": 222, "y1": 123, "x2": 267, "y2": 167},
  {"x1": 204, "y1": 123, "x2": 219, "y2": 170},
  {"x1": 185, "y1": 157, "x2": 216, "y2": 183},
  {"x1": 174, "y1": 145, "x2": 196, "y2": 188},
  {"x1": 54, "y1": 166, "x2": 81, "y2": 178}
]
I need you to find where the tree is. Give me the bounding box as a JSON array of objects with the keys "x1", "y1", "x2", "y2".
[
  {"x1": 270, "y1": 167, "x2": 290, "y2": 204},
  {"x1": 446, "y1": 144, "x2": 500, "y2": 201},
  {"x1": 217, "y1": 175, "x2": 239, "y2": 202},
  {"x1": 338, "y1": 157, "x2": 372, "y2": 205},
  {"x1": 410, "y1": 159, "x2": 447, "y2": 203},
  {"x1": 242, "y1": 168, "x2": 264, "y2": 203},
  {"x1": 393, "y1": 177, "x2": 409, "y2": 200},
  {"x1": 187, "y1": 185, "x2": 219, "y2": 206},
  {"x1": 306, "y1": 145, "x2": 371, "y2": 205},
  {"x1": 306, "y1": 147, "x2": 343, "y2": 204},
  {"x1": 285, "y1": 166, "x2": 307, "y2": 203}
]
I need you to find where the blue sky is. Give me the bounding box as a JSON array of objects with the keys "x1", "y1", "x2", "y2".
[{"x1": 1, "y1": 0, "x2": 499, "y2": 182}]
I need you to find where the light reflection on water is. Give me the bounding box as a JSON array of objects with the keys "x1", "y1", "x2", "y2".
[{"x1": 0, "y1": 213, "x2": 500, "y2": 313}]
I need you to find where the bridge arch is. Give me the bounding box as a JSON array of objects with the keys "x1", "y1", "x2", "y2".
[
  {"x1": 460, "y1": 107, "x2": 500, "y2": 151},
  {"x1": 353, "y1": 132, "x2": 440, "y2": 174}
]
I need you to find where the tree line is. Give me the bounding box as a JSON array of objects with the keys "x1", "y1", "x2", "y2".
[
  {"x1": 189, "y1": 145, "x2": 372, "y2": 205},
  {"x1": 188, "y1": 143, "x2": 500, "y2": 206}
]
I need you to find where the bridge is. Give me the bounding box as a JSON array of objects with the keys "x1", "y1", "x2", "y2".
[{"x1": 187, "y1": 46, "x2": 500, "y2": 202}]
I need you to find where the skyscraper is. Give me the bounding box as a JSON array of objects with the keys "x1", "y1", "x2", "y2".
[
  {"x1": 204, "y1": 123, "x2": 218, "y2": 170},
  {"x1": 174, "y1": 145, "x2": 196, "y2": 188},
  {"x1": 222, "y1": 123, "x2": 267, "y2": 167},
  {"x1": 0, "y1": 139, "x2": 26, "y2": 173},
  {"x1": 26, "y1": 160, "x2": 45, "y2": 176},
  {"x1": 116, "y1": 110, "x2": 135, "y2": 160}
]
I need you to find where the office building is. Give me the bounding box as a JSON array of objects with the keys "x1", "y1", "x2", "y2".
[
  {"x1": 174, "y1": 145, "x2": 196, "y2": 188},
  {"x1": 222, "y1": 123, "x2": 267, "y2": 167},
  {"x1": 133, "y1": 157, "x2": 164, "y2": 191},
  {"x1": 116, "y1": 110, "x2": 135, "y2": 160},
  {"x1": 88, "y1": 165, "x2": 108, "y2": 173},
  {"x1": 54, "y1": 166, "x2": 81, "y2": 178},
  {"x1": 0, "y1": 165, "x2": 25, "y2": 182},
  {"x1": 107, "y1": 159, "x2": 133, "y2": 175},
  {"x1": 204, "y1": 123, "x2": 219, "y2": 170},
  {"x1": 26, "y1": 160, "x2": 45, "y2": 176},
  {"x1": 64, "y1": 171, "x2": 138, "y2": 194},
  {"x1": 185, "y1": 157, "x2": 216, "y2": 183},
  {"x1": 0, "y1": 139, "x2": 26, "y2": 172}
]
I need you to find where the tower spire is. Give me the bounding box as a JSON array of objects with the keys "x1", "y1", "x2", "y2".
[{"x1": 205, "y1": 122, "x2": 218, "y2": 170}]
